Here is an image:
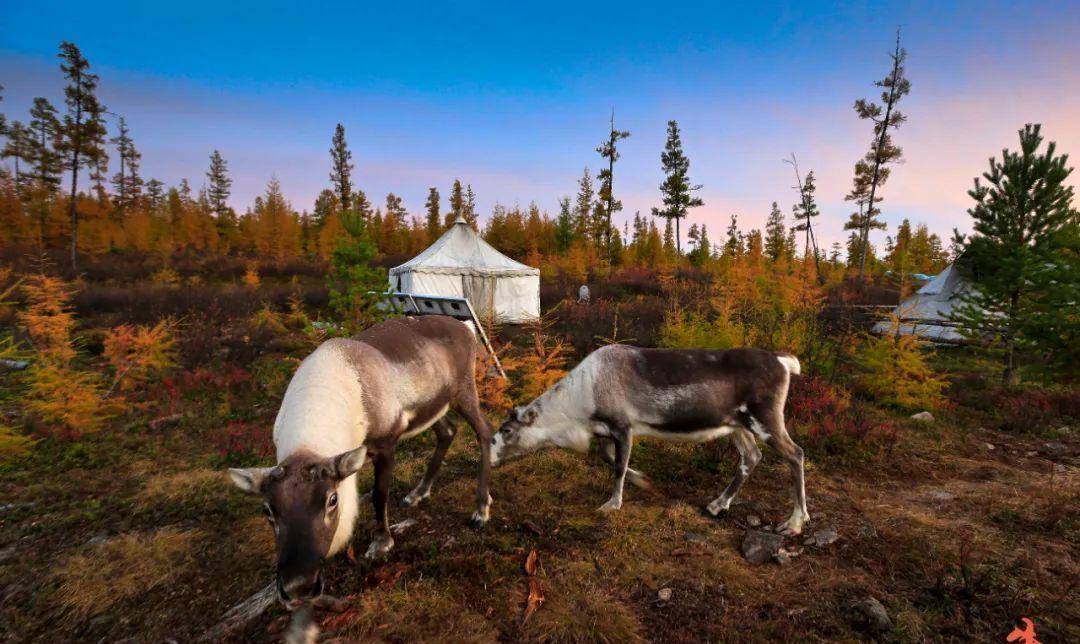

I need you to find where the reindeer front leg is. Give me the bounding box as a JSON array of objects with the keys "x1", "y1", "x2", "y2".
[
  {"x1": 599, "y1": 424, "x2": 632, "y2": 512},
  {"x1": 366, "y1": 450, "x2": 396, "y2": 559}
]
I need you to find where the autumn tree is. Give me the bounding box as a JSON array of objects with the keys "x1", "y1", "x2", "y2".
[
  {"x1": 57, "y1": 41, "x2": 108, "y2": 270},
  {"x1": 596, "y1": 110, "x2": 630, "y2": 262},
  {"x1": 330, "y1": 123, "x2": 353, "y2": 211},
  {"x1": 951, "y1": 124, "x2": 1079, "y2": 383},
  {"x1": 851, "y1": 30, "x2": 911, "y2": 280},
  {"x1": 652, "y1": 120, "x2": 703, "y2": 253}
]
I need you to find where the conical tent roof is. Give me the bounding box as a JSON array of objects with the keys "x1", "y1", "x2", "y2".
[
  {"x1": 873, "y1": 263, "x2": 975, "y2": 343},
  {"x1": 389, "y1": 217, "x2": 539, "y2": 277}
]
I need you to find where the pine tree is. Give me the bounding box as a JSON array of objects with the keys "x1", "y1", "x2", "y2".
[
  {"x1": 763, "y1": 201, "x2": 787, "y2": 262},
  {"x1": 109, "y1": 116, "x2": 142, "y2": 215},
  {"x1": 424, "y1": 186, "x2": 441, "y2": 241},
  {"x1": 788, "y1": 159, "x2": 822, "y2": 274},
  {"x1": 329, "y1": 123, "x2": 353, "y2": 211},
  {"x1": 57, "y1": 41, "x2": 108, "y2": 270},
  {"x1": 951, "y1": 124, "x2": 1079, "y2": 383},
  {"x1": 596, "y1": 110, "x2": 630, "y2": 262},
  {"x1": 312, "y1": 189, "x2": 339, "y2": 227},
  {"x1": 651, "y1": 120, "x2": 703, "y2": 253},
  {"x1": 723, "y1": 214, "x2": 744, "y2": 258},
  {"x1": 851, "y1": 29, "x2": 911, "y2": 279}
]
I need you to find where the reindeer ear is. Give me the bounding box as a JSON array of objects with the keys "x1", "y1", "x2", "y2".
[
  {"x1": 332, "y1": 446, "x2": 368, "y2": 479},
  {"x1": 228, "y1": 467, "x2": 275, "y2": 494}
]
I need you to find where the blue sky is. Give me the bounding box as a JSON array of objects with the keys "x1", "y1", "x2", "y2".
[{"x1": 2, "y1": 1, "x2": 1078, "y2": 249}]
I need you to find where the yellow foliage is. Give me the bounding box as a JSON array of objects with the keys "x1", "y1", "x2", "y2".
[
  {"x1": 0, "y1": 425, "x2": 35, "y2": 462},
  {"x1": 854, "y1": 315, "x2": 947, "y2": 411},
  {"x1": 17, "y1": 273, "x2": 76, "y2": 363},
  {"x1": 514, "y1": 319, "x2": 569, "y2": 402},
  {"x1": 242, "y1": 265, "x2": 261, "y2": 288},
  {"x1": 102, "y1": 319, "x2": 178, "y2": 391},
  {"x1": 24, "y1": 362, "x2": 110, "y2": 436},
  {"x1": 150, "y1": 267, "x2": 181, "y2": 288}
]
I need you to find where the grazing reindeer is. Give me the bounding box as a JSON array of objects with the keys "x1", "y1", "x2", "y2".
[
  {"x1": 228, "y1": 315, "x2": 493, "y2": 607},
  {"x1": 491, "y1": 344, "x2": 809, "y2": 535}
]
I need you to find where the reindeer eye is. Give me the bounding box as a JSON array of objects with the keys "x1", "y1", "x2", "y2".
[{"x1": 327, "y1": 492, "x2": 338, "y2": 509}]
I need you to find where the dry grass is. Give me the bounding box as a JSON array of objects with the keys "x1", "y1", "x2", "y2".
[
  {"x1": 139, "y1": 468, "x2": 230, "y2": 507},
  {"x1": 51, "y1": 527, "x2": 201, "y2": 622},
  {"x1": 522, "y1": 578, "x2": 645, "y2": 644}
]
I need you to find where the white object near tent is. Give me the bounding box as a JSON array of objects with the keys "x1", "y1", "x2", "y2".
[
  {"x1": 388, "y1": 216, "x2": 540, "y2": 323},
  {"x1": 872, "y1": 263, "x2": 974, "y2": 343}
]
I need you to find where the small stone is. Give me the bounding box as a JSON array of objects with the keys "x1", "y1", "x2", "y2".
[
  {"x1": 1025, "y1": 451, "x2": 1037, "y2": 457},
  {"x1": 984, "y1": 443, "x2": 995, "y2": 450},
  {"x1": 1041, "y1": 442, "x2": 1068, "y2": 456},
  {"x1": 853, "y1": 596, "x2": 892, "y2": 633},
  {"x1": 657, "y1": 587, "x2": 673, "y2": 602},
  {"x1": 746, "y1": 514, "x2": 761, "y2": 528},
  {"x1": 741, "y1": 530, "x2": 784, "y2": 566},
  {"x1": 807, "y1": 526, "x2": 839, "y2": 547},
  {"x1": 910, "y1": 411, "x2": 935, "y2": 423},
  {"x1": 85, "y1": 534, "x2": 108, "y2": 547},
  {"x1": 928, "y1": 490, "x2": 955, "y2": 502},
  {"x1": 684, "y1": 532, "x2": 708, "y2": 544}
]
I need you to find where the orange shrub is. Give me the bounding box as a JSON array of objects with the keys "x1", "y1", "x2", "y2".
[
  {"x1": 18, "y1": 274, "x2": 77, "y2": 363},
  {"x1": 102, "y1": 319, "x2": 178, "y2": 392}
]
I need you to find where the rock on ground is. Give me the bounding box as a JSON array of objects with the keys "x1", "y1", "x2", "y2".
[
  {"x1": 805, "y1": 527, "x2": 839, "y2": 547},
  {"x1": 910, "y1": 411, "x2": 935, "y2": 423},
  {"x1": 741, "y1": 530, "x2": 784, "y2": 566},
  {"x1": 853, "y1": 596, "x2": 892, "y2": 633}
]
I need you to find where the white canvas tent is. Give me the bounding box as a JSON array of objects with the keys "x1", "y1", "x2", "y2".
[
  {"x1": 872, "y1": 263, "x2": 974, "y2": 343},
  {"x1": 388, "y1": 217, "x2": 540, "y2": 323}
]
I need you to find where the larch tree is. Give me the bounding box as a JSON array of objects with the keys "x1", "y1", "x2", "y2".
[
  {"x1": 651, "y1": 119, "x2": 703, "y2": 254},
  {"x1": 330, "y1": 123, "x2": 353, "y2": 211},
  {"x1": 57, "y1": 41, "x2": 108, "y2": 270},
  {"x1": 206, "y1": 150, "x2": 232, "y2": 219},
  {"x1": 424, "y1": 186, "x2": 441, "y2": 241},
  {"x1": 851, "y1": 29, "x2": 910, "y2": 280},
  {"x1": 596, "y1": 110, "x2": 630, "y2": 262},
  {"x1": 951, "y1": 124, "x2": 1079, "y2": 383},
  {"x1": 109, "y1": 116, "x2": 142, "y2": 214}
]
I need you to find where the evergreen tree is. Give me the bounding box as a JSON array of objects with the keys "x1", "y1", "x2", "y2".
[
  {"x1": 596, "y1": 110, "x2": 630, "y2": 261},
  {"x1": 554, "y1": 196, "x2": 574, "y2": 252},
  {"x1": 790, "y1": 167, "x2": 822, "y2": 271},
  {"x1": 352, "y1": 189, "x2": 372, "y2": 222},
  {"x1": 723, "y1": 214, "x2": 744, "y2": 258},
  {"x1": 662, "y1": 217, "x2": 676, "y2": 258},
  {"x1": 145, "y1": 179, "x2": 165, "y2": 212},
  {"x1": 951, "y1": 124, "x2": 1079, "y2": 383},
  {"x1": 651, "y1": 120, "x2": 703, "y2": 253},
  {"x1": 329, "y1": 123, "x2": 353, "y2": 211},
  {"x1": 464, "y1": 184, "x2": 478, "y2": 229},
  {"x1": 446, "y1": 179, "x2": 464, "y2": 227},
  {"x1": 574, "y1": 168, "x2": 594, "y2": 243},
  {"x1": 57, "y1": 41, "x2": 108, "y2": 269},
  {"x1": 110, "y1": 116, "x2": 142, "y2": 214},
  {"x1": 1, "y1": 121, "x2": 31, "y2": 189},
  {"x1": 763, "y1": 201, "x2": 787, "y2": 262},
  {"x1": 851, "y1": 29, "x2": 911, "y2": 279},
  {"x1": 206, "y1": 149, "x2": 232, "y2": 220},
  {"x1": 312, "y1": 189, "x2": 339, "y2": 227},
  {"x1": 27, "y1": 98, "x2": 63, "y2": 194},
  {"x1": 424, "y1": 186, "x2": 441, "y2": 241}
]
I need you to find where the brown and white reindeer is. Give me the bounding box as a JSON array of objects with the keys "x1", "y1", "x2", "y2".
[
  {"x1": 228, "y1": 315, "x2": 493, "y2": 608},
  {"x1": 490, "y1": 344, "x2": 810, "y2": 535}
]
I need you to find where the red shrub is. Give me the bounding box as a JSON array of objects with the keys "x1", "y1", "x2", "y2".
[{"x1": 211, "y1": 421, "x2": 273, "y2": 467}]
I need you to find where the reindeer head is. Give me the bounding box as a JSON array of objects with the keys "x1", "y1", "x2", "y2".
[
  {"x1": 490, "y1": 406, "x2": 543, "y2": 465},
  {"x1": 228, "y1": 446, "x2": 366, "y2": 608}
]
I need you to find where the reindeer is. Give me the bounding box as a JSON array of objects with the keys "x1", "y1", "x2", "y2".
[
  {"x1": 490, "y1": 344, "x2": 809, "y2": 535},
  {"x1": 228, "y1": 315, "x2": 493, "y2": 608}
]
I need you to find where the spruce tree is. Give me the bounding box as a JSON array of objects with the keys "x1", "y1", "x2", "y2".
[
  {"x1": 446, "y1": 179, "x2": 464, "y2": 227},
  {"x1": 764, "y1": 201, "x2": 787, "y2": 262},
  {"x1": 145, "y1": 179, "x2": 165, "y2": 212},
  {"x1": 206, "y1": 149, "x2": 232, "y2": 219},
  {"x1": 596, "y1": 110, "x2": 630, "y2": 262},
  {"x1": 464, "y1": 184, "x2": 477, "y2": 229},
  {"x1": 651, "y1": 120, "x2": 703, "y2": 253},
  {"x1": 424, "y1": 186, "x2": 441, "y2": 240},
  {"x1": 574, "y1": 168, "x2": 594, "y2": 243},
  {"x1": 25, "y1": 98, "x2": 62, "y2": 200},
  {"x1": 1, "y1": 122, "x2": 31, "y2": 188},
  {"x1": 110, "y1": 116, "x2": 142, "y2": 214},
  {"x1": 851, "y1": 29, "x2": 911, "y2": 279},
  {"x1": 951, "y1": 124, "x2": 1079, "y2": 383},
  {"x1": 329, "y1": 123, "x2": 353, "y2": 211},
  {"x1": 57, "y1": 41, "x2": 107, "y2": 270},
  {"x1": 554, "y1": 196, "x2": 574, "y2": 252},
  {"x1": 790, "y1": 165, "x2": 822, "y2": 272}
]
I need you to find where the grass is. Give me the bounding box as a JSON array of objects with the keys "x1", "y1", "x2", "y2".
[{"x1": 51, "y1": 527, "x2": 201, "y2": 622}]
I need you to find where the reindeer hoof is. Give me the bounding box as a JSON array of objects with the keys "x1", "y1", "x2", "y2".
[
  {"x1": 400, "y1": 490, "x2": 428, "y2": 507},
  {"x1": 776, "y1": 517, "x2": 806, "y2": 537},
  {"x1": 468, "y1": 511, "x2": 489, "y2": 530},
  {"x1": 365, "y1": 536, "x2": 394, "y2": 559},
  {"x1": 598, "y1": 499, "x2": 622, "y2": 513},
  {"x1": 705, "y1": 498, "x2": 731, "y2": 517}
]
